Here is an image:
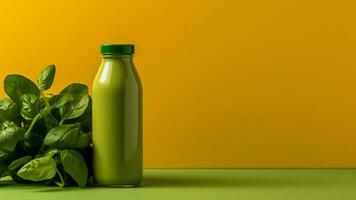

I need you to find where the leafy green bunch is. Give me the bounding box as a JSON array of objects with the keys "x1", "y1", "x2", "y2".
[{"x1": 0, "y1": 65, "x2": 92, "y2": 187}]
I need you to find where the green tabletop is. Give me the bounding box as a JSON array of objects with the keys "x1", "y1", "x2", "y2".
[{"x1": 1, "y1": 169, "x2": 356, "y2": 200}]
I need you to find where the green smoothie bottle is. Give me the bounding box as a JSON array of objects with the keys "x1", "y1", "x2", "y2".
[{"x1": 92, "y1": 44, "x2": 142, "y2": 187}]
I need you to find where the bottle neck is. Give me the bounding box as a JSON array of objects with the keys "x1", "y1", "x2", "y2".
[
  {"x1": 102, "y1": 54, "x2": 133, "y2": 60},
  {"x1": 101, "y1": 54, "x2": 134, "y2": 70}
]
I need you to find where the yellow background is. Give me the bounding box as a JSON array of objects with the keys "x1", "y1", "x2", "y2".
[{"x1": 0, "y1": 0, "x2": 356, "y2": 168}]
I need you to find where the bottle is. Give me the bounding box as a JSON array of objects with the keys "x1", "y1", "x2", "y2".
[{"x1": 92, "y1": 44, "x2": 142, "y2": 187}]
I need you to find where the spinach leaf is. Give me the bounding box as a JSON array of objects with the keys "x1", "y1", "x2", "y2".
[
  {"x1": 38, "y1": 65, "x2": 56, "y2": 91},
  {"x1": 60, "y1": 150, "x2": 88, "y2": 187},
  {"x1": 60, "y1": 83, "x2": 88, "y2": 98},
  {"x1": 59, "y1": 100, "x2": 88, "y2": 122},
  {"x1": 49, "y1": 94, "x2": 70, "y2": 109},
  {"x1": 59, "y1": 84, "x2": 89, "y2": 121},
  {"x1": 17, "y1": 157, "x2": 57, "y2": 181},
  {"x1": 4, "y1": 74, "x2": 40, "y2": 102},
  {"x1": 20, "y1": 94, "x2": 44, "y2": 120},
  {"x1": 0, "y1": 98, "x2": 19, "y2": 121},
  {"x1": 44, "y1": 124, "x2": 90, "y2": 149},
  {"x1": 0, "y1": 124, "x2": 25, "y2": 152},
  {"x1": 8, "y1": 155, "x2": 32, "y2": 172},
  {"x1": 41, "y1": 110, "x2": 58, "y2": 130},
  {"x1": 67, "y1": 96, "x2": 92, "y2": 133}
]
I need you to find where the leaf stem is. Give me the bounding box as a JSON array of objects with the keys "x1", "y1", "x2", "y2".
[
  {"x1": 41, "y1": 90, "x2": 50, "y2": 109},
  {"x1": 24, "y1": 113, "x2": 42, "y2": 136},
  {"x1": 55, "y1": 169, "x2": 66, "y2": 187}
]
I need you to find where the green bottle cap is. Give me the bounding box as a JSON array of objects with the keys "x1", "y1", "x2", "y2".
[{"x1": 100, "y1": 44, "x2": 135, "y2": 55}]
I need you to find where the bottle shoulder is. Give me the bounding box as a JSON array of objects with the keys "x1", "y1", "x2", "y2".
[{"x1": 93, "y1": 59, "x2": 142, "y2": 91}]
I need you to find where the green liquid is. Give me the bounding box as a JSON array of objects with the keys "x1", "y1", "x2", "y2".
[{"x1": 92, "y1": 54, "x2": 142, "y2": 186}]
